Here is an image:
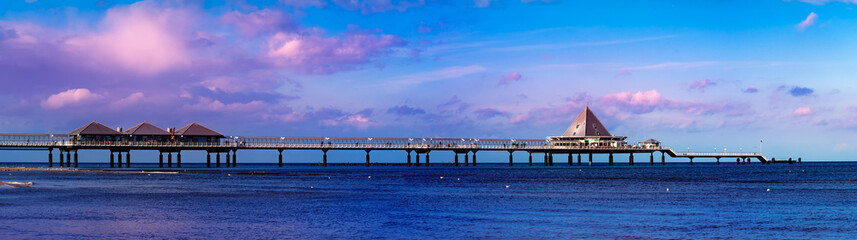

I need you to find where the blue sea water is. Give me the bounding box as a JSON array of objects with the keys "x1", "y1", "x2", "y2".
[{"x1": 1, "y1": 162, "x2": 856, "y2": 239}]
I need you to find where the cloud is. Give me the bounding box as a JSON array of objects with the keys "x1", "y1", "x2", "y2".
[
  {"x1": 613, "y1": 69, "x2": 630, "y2": 78},
  {"x1": 689, "y1": 79, "x2": 716, "y2": 92},
  {"x1": 473, "y1": 0, "x2": 497, "y2": 8},
  {"x1": 391, "y1": 65, "x2": 486, "y2": 86},
  {"x1": 279, "y1": 0, "x2": 327, "y2": 8},
  {"x1": 793, "y1": 0, "x2": 857, "y2": 5},
  {"x1": 223, "y1": 9, "x2": 299, "y2": 37},
  {"x1": 267, "y1": 31, "x2": 404, "y2": 74},
  {"x1": 599, "y1": 89, "x2": 751, "y2": 118},
  {"x1": 332, "y1": 0, "x2": 426, "y2": 13},
  {"x1": 62, "y1": 1, "x2": 196, "y2": 74},
  {"x1": 789, "y1": 86, "x2": 814, "y2": 97},
  {"x1": 498, "y1": 72, "x2": 522, "y2": 85},
  {"x1": 387, "y1": 105, "x2": 426, "y2": 115},
  {"x1": 510, "y1": 93, "x2": 590, "y2": 124},
  {"x1": 473, "y1": 108, "x2": 508, "y2": 120},
  {"x1": 743, "y1": 86, "x2": 759, "y2": 93},
  {"x1": 184, "y1": 97, "x2": 267, "y2": 112},
  {"x1": 796, "y1": 12, "x2": 818, "y2": 31},
  {"x1": 41, "y1": 88, "x2": 103, "y2": 109},
  {"x1": 792, "y1": 107, "x2": 813, "y2": 116},
  {"x1": 110, "y1": 92, "x2": 145, "y2": 108},
  {"x1": 0, "y1": 26, "x2": 18, "y2": 42},
  {"x1": 516, "y1": 93, "x2": 528, "y2": 99}
]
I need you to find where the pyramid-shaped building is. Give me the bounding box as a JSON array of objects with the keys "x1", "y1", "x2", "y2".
[{"x1": 548, "y1": 106, "x2": 627, "y2": 147}]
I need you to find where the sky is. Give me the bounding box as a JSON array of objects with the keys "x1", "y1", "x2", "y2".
[{"x1": 1, "y1": 0, "x2": 856, "y2": 162}]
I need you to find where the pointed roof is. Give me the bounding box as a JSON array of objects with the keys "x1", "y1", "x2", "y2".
[
  {"x1": 124, "y1": 121, "x2": 170, "y2": 136},
  {"x1": 562, "y1": 106, "x2": 612, "y2": 137},
  {"x1": 68, "y1": 121, "x2": 122, "y2": 135},
  {"x1": 175, "y1": 122, "x2": 223, "y2": 137}
]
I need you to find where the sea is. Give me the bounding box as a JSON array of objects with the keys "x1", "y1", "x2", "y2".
[{"x1": 1, "y1": 162, "x2": 856, "y2": 239}]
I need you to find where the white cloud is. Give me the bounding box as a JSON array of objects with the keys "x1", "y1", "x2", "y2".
[
  {"x1": 796, "y1": 12, "x2": 818, "y2": 31},
  {"x1": 41, "y1": 88, "x2": 103, "y2": 109}
]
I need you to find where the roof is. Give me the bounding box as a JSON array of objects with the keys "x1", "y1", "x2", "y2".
[
  {"x1": 562, "y1": 106, "x2": 612, "y2": 137},
  {"x1": 68, "y1": 121, "x2": 122, "y2": 135},
  {"x1": 640, "y1": 139, "x2": 660, "y2": 143},
  {"x1": 175, "y1": 122, "x2": 223, "y2": 137},
  {"x1": 123, "y1": 121, "x2": 170, "y2": 136}
]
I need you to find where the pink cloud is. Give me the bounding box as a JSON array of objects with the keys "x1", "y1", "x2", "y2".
[
  {"x1": 184, "y1": 97, "x2": 267, "y2": 112},
  {"x1": 600, "y1": 90, "x2": 663, "y2": 114},
  {"x1": 279, "y1": 0, "x2": 327, "y2": 8},
  {"x1": 510, "y1": 93, "x2": 589, "y2": 124},
  {"x1": 498, "y1": 72, "x2": 522, "y2": 85},
  {"x1": 223, "y1": 9, "x2": 298, "y2": 37},
  {"x1": 796, "y1": 12, "x2": 818, "y2": 31},
  {"x1": 267, "y1": 31, "x2": 403, "y2": 74},
  {"x1": 793, "y1": 107, "x2": 813, "y2": 116},
  {"x1": 613, "y1": 69, "x2": 630, "y2": 78},
  {"x1": 62, "y1": 1, "x2": 196, "y2": 74},
  {"x1": 689, "y1": 79, "x2": 716, "y2": 92},
  {"x1": 41, "y1": 88, "x2": 103, "y2": 109},
  {"x1": 332, "y1": 0, "x2": 426, "y2": 13},
  {"x1": 110, "y1": 92, "x2": 145, "y2": 109},
  {"x1": 743, "y1": 86, "x2": 759, "y2": 93},
  {"x1": 598, "y1": 89, "x2": 750, "y2": 118}
]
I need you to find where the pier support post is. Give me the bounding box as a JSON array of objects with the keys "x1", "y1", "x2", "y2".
[
  {"x1": 650, "y1": 153, "x2": 654, "y2": 165},
  {"x1": 771, "y1": 158, "x2": 775, "y2": 164},
  {"x1": 509, "y1": 151, "x2": 514, "y2": 167},
  {"x1": 716, "y1": 157, "x2": 720, "y2": 165},
  {"x1": 278, "y1": 149, "x2": 283, "y2": 167},
  {"x1": 177, "y1": 151, "x2": 182, "y2": 168},
  {"x1": 746, "y1": 157, "x2": 750, "y2": 165},
  {"x1": 543, "y1": 153, "x2": 548, "y2": 166},
  {"x1": 232, "y1": 150, "x2": 237, "y2": 167},
  {"x1": 118, "y1": 152, "x2": 122, "y2": 168},
  {"x1": 216, "y1": 153, "x2": 221, "y2": 168},
  {"x1": 609, "y1": 153, "x2": 613, "y2": 166},
  {"x1": 67, "y1": 151, "x2": 71, "y2": 167},
  {"x1": 73, "y1": 151, "x2": 77, "y2": 168},
  {"x1": 629, "y1": 153, "x2": 634, "y2": 166},
  {"x1": 60, "y1": 150, "x2": 64, "y2": 168},
  {"x1": 416, "y1": 152, "x2": 421, "y2": 167},
  {"x1": 689, "y1": 157, "x2": 694, "y2": 165},
  {"x1": 578, "y1": 153, "x2": 582, "y2": 166},
  {"x1": 798, "y1": 157, "x2": 802, "y2": 164},
  {"x1": 528, "y1": 152, "x2": 532, "y2": 166},
  {"x1": 407, "y1": 151, "x2": 412, "y2": 167},
  {"x1": 225, "y1": 150, "x2": 230, "y2": 168},
  {"x1": 365, "y1": 150, "x2": 371, "y2": 167},
  {"x1": 159, "y1": 152, "x2": 164, "y2": 168},
  {"x1": 661, "y1": 152, "x2": 665, "y2": 165},
  {"x1": 589, "y1": 153, "x2": 593, "y2": 166},
  {"x1": 736, "y1": 158, "x2": 740, "y2": 165},
  {"x1": 168, "y1": 152, "x2": 172, "y2": 168},
  {"x1": 426, "y1": 151, "x2": 430, "y2": 167},
  {"x1": 322, "y1": 150, "x2": 328, "y2": 167},
  {"x1": 48, "y1": 148, "x2": 53, "y2": 167},
  {"x1": 110, "y1": 151, "x2": 115, "y2": 168},
  {"x1": 567, "y1": 153, "x2": 572, "y2": 166},
  {"x1": 472, "y1": 151, "x2": 476, "y2": 166},
  {"x1": 207, "y1": 152, "x2": 211, "y2": 168},
  {"x1": 455, "y1": 153, "x2": 460, "y2": 167},
  {"x1": 548, "y1": 153, "x2": 553, "y2": 166},
  {"x1": 126, "y1": 151, "x2": 130, "y2": 168},
  {"x1": 464, "y1": 152, "x2": 468, "y2": 167}
]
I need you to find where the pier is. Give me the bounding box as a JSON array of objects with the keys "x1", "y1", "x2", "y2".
[{"x1": 0, "y1": 107, "x2": 787, "y2": 168}]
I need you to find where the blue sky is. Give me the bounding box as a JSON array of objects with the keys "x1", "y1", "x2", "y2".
[{"x1": 1, "y1": 0, "x2": 856, "y2": 162}]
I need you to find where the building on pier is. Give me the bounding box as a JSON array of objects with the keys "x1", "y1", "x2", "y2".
[
  {"x1": 639, "y1": 139, "x2": 661, "y2": 149},
  {"x1": 68, "y1": 121, "x2": 123, "y2": 143},
  {"x1": 547, "y1": 106, "x2": 627, "y2": 147},
  {"x1": 123, "y1": 121, "x2": 171, "y2": 142},
  {"x1": 174, "y1": 122, "x2": 224, "y2": 143}
]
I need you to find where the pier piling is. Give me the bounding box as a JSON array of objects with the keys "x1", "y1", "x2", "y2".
[
  {"x1": 72, "y1": 151, "x2": 77, "y2": 168},
  {"x1": 322, "y1": 150, "x2": 328, "y2": 167},
  {"x1": 609, "y1": 153, "x2": 613, "y2": 166},
  {"x1": 509, "y1": 151, "x2": 514, "y2": 166},
  {"x1": 278, "y1": 149, "x2": 283, "y2": 167},
  {"x1": 225, "y1": 151, "x2": 230, "y2": 167},
  {"x1": 60, "y1": 150, "x2": 64, "y2": 168},
  {"x1": 168, "y1": 152, "x2": 172, "y2": 168},
  {"x1": 578, "y1": 153, "x2": 582, "y2": 166},
  {"x1": 207, "y1": 152, "x2": 211, "y2": 168},
  {"x1": 455, "y1": 152, "x2": 460, "y2": 167},
  {"x1": 629, "y1": 153, "x2": 634, "y2": 166},
  {"x1": 159, "y1": 152, "x2": 164, "y2": 168},
  {"x1": 416, "y1": 152, "x2": 421, "y2": 167},
  {"x1": 233, "y1": 150, "x2": 237, "y2": 167},
  {"x1": 110, "y1": 152, "x2": 115, "y2": 168},
  {"x1": 177, "y1": 151, "x2": 182, "y2": 168},
  {"x1": 589, "y1": 153, "x2": 593, "y2": 166},
  {"x1": 66, "y1": 152, "x2": 71, "y2": 167},
  {"x1": 716, "y1": 157, "x2": 720, "y2": 165},
  {"x1": 689, "y1": 157, "x2": 694, "y2": 165},
  {"x1": 472, "y1": 151, "x2": 476, "y2": 166},
  {"x1": 407, "y1": 150, "x2": 412, "y2": 167},
  {"x1": 464, "y1": 152, "x2": 468, "y2": 167},
  {"x1": 567, "y1": 153, "x2": 572, "y2": 166},
  {"x1": 48, "y1": 148, "x2": 53, "y2": 167},
  {"x1": 126, "y1": 151, "x2": 130, "y2": 168},
  {"x1": 216, "y1": 152, "x2": 221, "y2": 168},
  {"x1": 650, "y1": 153, "x2": 653, "y2": 165},
  {"x1": 117, "y1": 152, "x2": 122, "y2": 168},
  {"x1": 528, "y1": 152, "x2": 532, "y2": 166},
  {"x1": 661, "y1": 152, "x2": 665, "y2": 165},
  {"x1": 365, "y1": 150, "x2": 370, "y2": 167},
  {"x1": 426, "y1": 152, "x2": 430, "y2": 167}
]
